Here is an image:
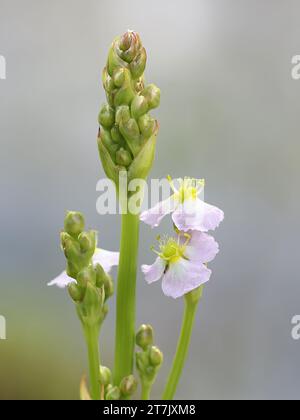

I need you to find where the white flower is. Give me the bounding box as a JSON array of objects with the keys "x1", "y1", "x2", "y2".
[
  {"x1": 140, "y1": 177, "x2": 224, "y2": 232},
  {"x1": 48, "y1": 248, "x2": 119, "y2": 288},
  {"x1": 141, "y1": 231, "x2": 219, "y2": 299}
]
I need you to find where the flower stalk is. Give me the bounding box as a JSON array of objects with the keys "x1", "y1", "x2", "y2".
[
  {"x1": 162, "y1": 286, "x2": 203, "y2": 400},
  {"x1": 98, "y1": 31, "x2": 161, "y2": 386},
  {"x1": 114, "y1": 211, "x2": 140, "y2": 384},
  {"x1": 83, "y1": 323, "x2": 101, "y2": 400}
]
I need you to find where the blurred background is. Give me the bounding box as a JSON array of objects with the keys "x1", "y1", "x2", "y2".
[{"x1": 0, "y1": 0, "x2": 299, "y2": 400}]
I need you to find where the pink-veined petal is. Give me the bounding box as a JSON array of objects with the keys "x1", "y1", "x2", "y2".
[
  {"x1": 172, "y1": 198, "x2": 224, "y2": 232},
  {"x1": 93, "y1": 248, "x2": 119, "y2": 273},
  {"x1": 47, "y1": 271, "x2": 75, "y2": 288},
  {"x1": 162, "y1": 258, "x2": 211, "y2": 299},
  {"x1": 142, "y1": 257, "x2": 166, "y2": 284},
  {"x1": 183, "y1": 231, "x2": 219, "y2": 263},
  {"x1": 140, "y1": 195, "x2": 178, "y2": 228}
]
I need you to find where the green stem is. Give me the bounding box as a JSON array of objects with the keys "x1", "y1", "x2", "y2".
[
  {"x1": 114, "y1": 211, "x2": 140, "y2": 385},
  {"x1": 141, "y1": 381, "x2": 152, "y2": 400},
  {"x1": 83, "y1": 324, "x2": 101, "y2": 400},
  {"x1": 162, "y1": 293, "x2": 201, "y2": 400}
]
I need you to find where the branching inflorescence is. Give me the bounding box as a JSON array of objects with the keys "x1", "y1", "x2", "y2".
[{"x1": 49, "y1": 31, "x2": 224, "y2": 401}]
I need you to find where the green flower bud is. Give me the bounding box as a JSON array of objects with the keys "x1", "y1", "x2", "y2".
[
  {"x1": 130, "y1": 48, "x2": 147, "y2": 79},
  {"x1": 68, "y1": 283, "x2": 85, "y2": 303},
  {"x1": 106, "y1": 385, "x2": 120, "y2": 401},
  {"x1": 77, "y1": 267, "x2": 96, "y2": 288},
  {"x1": 114, "y1": 85, "x2": 135, "y2": 107},
  {"x1": 64, "y1": 211, "x2": 85, "y2": 238},
  {"x1": 94, "y1": 263, "x2": 106, "y2": 288},
  {"x1": 98, "y1": 104, "x2": 115, "y2": 129},
  {"x1": 111, "y1": 125, "x2": 124, "y2": 143},
  {"x1": 119, "y1": 31, "x2": 141, "y2": 63},
  {"x1": 119, "y1": 31, "x2": 132, "y2": 51},
  {"x1": 128, "y1": 128, "x2": 158, "y2": 182},
  {"x1": 78, "y1": 231, "x2": 96, "y2": 253},
  {"x1": 136, "y1": 324, "x2": 154, "y2": 350},
  {"x1": 116, "y1": 148, "x2": 132, "y2": 167},
  {"x1": 99, "y1": 366, "x2": 112, "y2": 386},
  {"x1": 102, "y1": 68, "x2": 115, "y2": 93},
  {"x1": 100, "y1": 128, "x2": 119, "y2": 161},
  {"x1": 115, "y1": 105, "x2": 131, "y2": 125},
  {"x1": 112, "y1": 67, "x2": 125, "y2": 88},
  {"x1": 98, "y1": 138, "x2": 120, "y2": 187},
  {"x1": 64, "y1": 234, "x2": 96, "y2": 280},
  {"x1": 138, "y1": 114, "x2": 156, "y2": 138},
  {"x1": 142, "y1": 84, "x2": 161, "y2": 110},
  {"x1": 60, "y1": 231, "x2": 72, "y2": 248},
  {"x1": 61, "y1": 235, "x2": 78, "y2": 260},
  {"x1": 149, "y1": 346, "x2": 163, "y2": 367},
  {"x1": 119, "y1": 375, "x2": 138, "y2": 397},
  {"x1": 77, "y1": 282, "x2": 105, "y2": 324},
  {"x1": 103, "y1": 274, "x2": 114, "y2": 300},
  {"x1": 119, "y1": 118, "x2": 141, "y2": 157},
  {"x1": 131, "y1": 95, "x2": 148, "y2": 119}
]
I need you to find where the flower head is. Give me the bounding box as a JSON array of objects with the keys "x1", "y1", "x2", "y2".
[
  {"x1": 140, "y1": 177, "x2": 224, "y2": 232},
  {"x1": 98, "y1": 30, "x2": 161, "y2": 187},
  {"x1": 141, "y1": 230, "x2": 219, "y2": 299}
]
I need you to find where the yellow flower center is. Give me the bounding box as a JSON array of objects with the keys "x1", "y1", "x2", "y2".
[
  {"x1": 168, "y1": 176, "x2": 205, "y2": 204},
  {"x1": 156, "y1": 234, "x2": 191, "y2": 265}
]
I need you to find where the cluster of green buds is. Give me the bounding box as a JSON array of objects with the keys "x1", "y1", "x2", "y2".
[
  {"x1": 98, "y1": 30, "x2": 161, "y2": 188},
  {"x1": 136, "y1": 324, "x2": 163, "y2": 393},
  {"x1": 100, "y1": 366, "x2": 138, "y2": 400},
  {"x1": 61, "y1": 211, "x2": 114, "y2": 327}
]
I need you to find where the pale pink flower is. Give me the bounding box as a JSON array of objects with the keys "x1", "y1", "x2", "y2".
[
  {"x1": 140, "y1": 178, "x2": 224, "y2": 232},
  {"x1": 142, "y1": 231, "x2": 219, "y2": 299}
]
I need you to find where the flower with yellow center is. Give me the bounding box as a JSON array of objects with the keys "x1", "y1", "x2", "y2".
[
  {"x1": 142, "y1": 230, "x2": 219, "y2": 299},
  {"x1": 140, "y1": 177, "x2": 224, "y2": 232}
]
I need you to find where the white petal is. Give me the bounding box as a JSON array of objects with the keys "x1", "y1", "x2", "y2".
[
  {"x1": 140, "y1": 195, "x2": 178, "y2": 228},
  {"x1": 172, "y1": 198, "x2": 224, "y2": 232},
  {"x1": 162, "y1": 259, "x2": 211, "y2": 299},
  {"x1": 184, "y1": 231, "x2": 219, "y2": 263},
  {"x1": 47, "y1": 271, "x2": 75, "y2": 289},
  {"x1": 93, "y1": 248, "x2": 119, "y2": 273},
  {"x1": 142, "y1": 257, "x2": 166, "y2": 284}
]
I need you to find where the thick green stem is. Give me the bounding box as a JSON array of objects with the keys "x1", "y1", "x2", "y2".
[
  {"x1": 114, "y1": 212, "x2": 140, "y2": 385},
  {"x1": 162, "y1": 294, "x2": 201, "y2": 400},
  {"x1": 83, "y1": 324, "x2": 101, "y2": 400}
]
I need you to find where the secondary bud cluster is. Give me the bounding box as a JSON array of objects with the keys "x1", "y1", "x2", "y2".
[
  {"x1": 136, "y1": 324, "x2": 163, "y2": 387},
  {"x1": 98, "y1": 31, "x2": 160, "y2": 186},
  {"x1": 61, "y1": 211, "x2": 114, "y2": 326},
  {"x1": 100, "y1": 365, "x2": 137, "y2": 400}
]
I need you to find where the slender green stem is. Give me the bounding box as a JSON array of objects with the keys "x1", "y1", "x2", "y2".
[
  {"x1": 83, "y1": 324, "x2": 101, "y2": 400},
  {"x1": 114, "y1": 211, "x2": 140, "y2": 385},
  {"x1": 141, "y1": 381, "x2": 152, "y2": 400},
  {"x1": 162, "y1": 295, "x2": 200, "y2": 400}
]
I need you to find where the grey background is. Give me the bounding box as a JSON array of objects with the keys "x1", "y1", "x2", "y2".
[{"x1": 0, "y1": 0, "x2": 299, "y2": 399}]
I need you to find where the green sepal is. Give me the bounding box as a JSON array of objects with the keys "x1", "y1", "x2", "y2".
[
  {"x1": 128, "y1": 127, "x2": 158, "y2": 181},
  {"x1": 98, "y1": 136, "x2": 120, "y2": 186},
  {"x1": 76, "y1": 282, "x2": 105, "y2": 328}
]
